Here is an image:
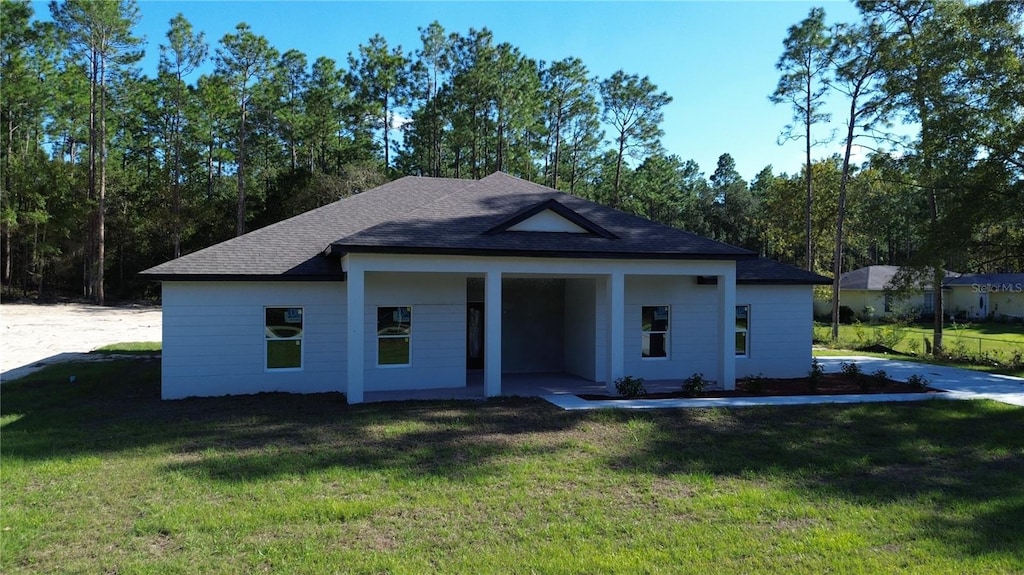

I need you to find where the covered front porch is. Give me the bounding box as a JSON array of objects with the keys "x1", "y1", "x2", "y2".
[{"x1": 344, "y1": 253, "x2": 739, "y2": 404}]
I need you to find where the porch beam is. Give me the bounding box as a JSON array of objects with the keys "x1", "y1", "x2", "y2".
[
  {"x1": 345, "y1": 258, "x2": 365, "y2": 404},
  {"x1": 484, "y1": 270, "x2": 502, "y2": 397},
  {"x1": 717, "y1": 266, "x2": 737, "y2": 390},
  {"x1": 606, "y1": 271, "x2": 625, "y2": 394}
]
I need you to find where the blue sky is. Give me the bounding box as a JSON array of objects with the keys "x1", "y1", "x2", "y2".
[{"x1": 34, "y1": 0, "x2": 870, "y2": 181}]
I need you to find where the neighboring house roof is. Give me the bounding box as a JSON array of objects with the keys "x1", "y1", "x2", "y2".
[
  {"x1": 838, "y1": 265, "x2": 959, "y2": 291},
  {"x1": 141, "y1": 172, "x2": 828, "y2": 285},
  {"x1": 946, "y1": 273, "x2": 1024, "y2": 288}
]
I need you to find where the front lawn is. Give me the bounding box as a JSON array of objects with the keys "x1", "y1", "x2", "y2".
[{"x1": 3, "y1": 359, "x2": 1023, "y2": 574}]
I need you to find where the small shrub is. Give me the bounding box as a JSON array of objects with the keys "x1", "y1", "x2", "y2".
[
  {"x1": 865, "y1": 369, "x2": 890, "y2": 391},
  {"x1": 841, "y1": 361, "x2": 866, "y2": 391},
  {"x1": 744, "y1": 373, "x2": 767, "y2": 394},
  {"x1": 862, "y1": 305, "x2": 875, "y2": 322},
  {"x1": 615, "y1": 375, "x2": 646, "y2": 398},
  {"x1": 878, "y1": 322, "x2": 907, "y2": 350},
  {"x1": 840, "y1": 360, "x2": 862, "y2": 378},
  {"x1": 1010, "y1": 348, "x2": 1024, "y2": 370},
  {"x1": 839, "y1": 305, "x2": 856, "y2": 324},
  {"x1": 682, "y1": 373, "x2": 708, "y2": 395},
  {"x1": 808, "y1": 358, "x2": 824, "y2": 391},
  {"x1": 906, "y1": 374, "x2": 931, "y2": 391},
  {"x1": 906, "y1": 338, "x2": 921, "y2": 356}
]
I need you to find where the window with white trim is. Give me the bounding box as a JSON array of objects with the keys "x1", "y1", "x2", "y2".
[
  {"x1": 266, "y1": 307, "x2": 303, "y2": 369},
  {"x1": 735, "y1": 305, "x2": 750, "y2": 357},
  {"x1": 641, "y1": 305, "x2": 669, "y2": 358},
  {"x1": 377, "y1": 306, "x2": 412, "y2": 366}
]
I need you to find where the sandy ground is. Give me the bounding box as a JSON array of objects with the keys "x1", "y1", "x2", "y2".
[{"x1": 0, "y1": 302, "x2": 162, "y2": 381}]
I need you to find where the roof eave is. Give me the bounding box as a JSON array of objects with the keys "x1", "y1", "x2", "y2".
[
  {"x1": 138, "y1": 273, "x2": 343, "y2": 282},
  {"x1": 331, "y1": 244, "x2": 758, "y2": 261}
]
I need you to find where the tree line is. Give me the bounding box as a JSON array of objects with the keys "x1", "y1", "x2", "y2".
[{"x1": 2, "y1": 0, "x2": 1022, "y2": 345}]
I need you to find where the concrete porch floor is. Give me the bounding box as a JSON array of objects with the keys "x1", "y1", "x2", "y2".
[{"x1": 363, "y1": 371, "x2": 686, "y2": 403}]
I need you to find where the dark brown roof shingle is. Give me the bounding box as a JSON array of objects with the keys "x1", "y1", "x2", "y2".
[{"x1": 141, "y1": 172, "x2": 828, "y2": 285}]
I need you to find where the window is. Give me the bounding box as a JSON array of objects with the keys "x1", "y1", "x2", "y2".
[
  {"x1": 884, "y1": 294, "x2": 893, "y2": 313},
  {"x1": 922, "y1": 290, "x2": 934, "y2": 313},
  {"x1": 266, "y1": 307, "x2": 303, "y2": 370},
  {"x1": 641, "y1": 305, "x2": 669, "y2": 358},
  {"x1": 735, "y1": 305, "x2": 750, "y2": 357},
  {"x1": 377, "y1": 306, "x2": 411, "y2": 366}
]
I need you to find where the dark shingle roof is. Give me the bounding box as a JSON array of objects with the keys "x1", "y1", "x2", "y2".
[
  {"x1": 141, "y1": 176, "x2": 470, "y2": 279},
  {"x1": 946, "y1": 273, "x2": 1024, "y2": 287},
  {"x1": 328, "y1": 172, "x2": 754, "y2": 259},
  {"x1": 141, "y1": 172, "x2": 826, "y2": 285},
  {"x1": 737, "y1": 258, "x2": 831, "y2": 285}
]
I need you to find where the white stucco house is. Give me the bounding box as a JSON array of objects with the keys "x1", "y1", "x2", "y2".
[{"x1": 141, "y1": 172, "x2": 829, "y2": 403}]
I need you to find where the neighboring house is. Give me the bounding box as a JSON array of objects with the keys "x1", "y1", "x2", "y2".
[
  {"x1": 814, "y1": 265, "x2": 958, "y2": 320},
  {"x1": 946, "y1": 274, "x2": 1024, "y2": 320},
  {"x1": 141, "y1": 172, "x2": 829, "y2": 403}
]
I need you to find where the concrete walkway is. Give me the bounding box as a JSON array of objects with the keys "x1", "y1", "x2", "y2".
[{"x1": 544, "y1": 356, "x2": 1024, "y2": 410}]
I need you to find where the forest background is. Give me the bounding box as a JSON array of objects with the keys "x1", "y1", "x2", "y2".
[{"x1": 1, "y1": 0, "x2": 1021, "y2": 307}]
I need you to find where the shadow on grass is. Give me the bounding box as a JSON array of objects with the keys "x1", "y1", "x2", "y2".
[
  {"x1": 0, "y1": 358, "x2": 583, "y2": 485},
  {"x1": 3, "y1": 357, "x2": 1023, "y2": 560}
]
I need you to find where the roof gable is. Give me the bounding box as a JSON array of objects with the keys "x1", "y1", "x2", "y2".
[{"x1": 485, "y1": 198, "x2": 617, "y2": 238}]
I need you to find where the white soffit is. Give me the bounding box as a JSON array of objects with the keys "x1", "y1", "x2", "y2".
[{"x1": 506, "y1": 209, "x2": 589, "y2": 233}]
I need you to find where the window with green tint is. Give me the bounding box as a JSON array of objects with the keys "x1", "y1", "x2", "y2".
[
  {"x1": 736, "y1": 305, "x2": 749, "y2": 356},
  {"x1": 642, "y1": 305, "x2": 669, "y2": 358},
  {"x1": 377, "y1": 306, "x2": 411, "y2": 365},
  {"x1": 266, "y1": 307, "x2": 303, "y2": 369}
]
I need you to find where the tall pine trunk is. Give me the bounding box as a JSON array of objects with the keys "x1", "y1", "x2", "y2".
[
  {"x1": 96, "y1": 52, "x2": 107, "y2": 305},
  {"x1": 236, "y1": 101, "x2": 246, "y2": 236},
  {"x1": 830, "y1": 101, "x2": 858, "y2": 341},
  {"x1": 804, "y1": 71, "x2": 813, "y2": 271}
]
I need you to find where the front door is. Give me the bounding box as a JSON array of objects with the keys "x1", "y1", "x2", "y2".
[{"x1": 467, "y1": 302, "x2": 484, "y2": 369}]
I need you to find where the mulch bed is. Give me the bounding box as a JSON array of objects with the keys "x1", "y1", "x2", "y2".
[{"x1": 579, "y1": 373, "x2": 942, "y2": 400}]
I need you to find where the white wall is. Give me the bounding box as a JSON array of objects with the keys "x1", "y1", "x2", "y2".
[
  {"x1": 564, "y1": 278, "x2": 596, "y2": 380},
  {"x1": 736, "y1": 285, "x2": 814, "y2": 378},
  {"x1": 363, "y1": 272, "x2": 466, "y2": 391},
  {"x1": 161, "y1": 259, "x2": 813, "y2": 399},
  {"x1": 161, "y1": 281, "x2": 346, "y2": 399},
  {"x1": 623, "y1": 275, "x2": 719, "y2": 382}
]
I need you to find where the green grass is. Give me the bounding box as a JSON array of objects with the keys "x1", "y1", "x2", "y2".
[
  {"x1": 814, "y1": 322, "x2": 1024, "y2": 377},
  {"x1": 91, "y1": 341, "x2": 162, "y2": 354},
  {"x1": 814, "y1": 321, "x2": 1024, "y2": 355},
  {"x1": 3, "y1": 358, "x2": 1024, "y2": 574}
]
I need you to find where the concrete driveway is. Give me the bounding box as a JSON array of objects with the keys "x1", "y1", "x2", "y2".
[{"x1": 0, "y1": 303, "x2": 162, "y2": 381}]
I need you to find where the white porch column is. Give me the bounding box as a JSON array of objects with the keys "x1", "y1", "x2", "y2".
[
  {"x1": 346, "y1": 258, "x2": 365, "y2": 404},
  {"x1": 484, "y1": 270, "x2": 502, "y2": 397},
  {"x1": 717, "y1": 266, "x2": 737, "y2": 390},
  {"x1": 605, "y1": 271, "x2": 625, "y2": 394}
]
